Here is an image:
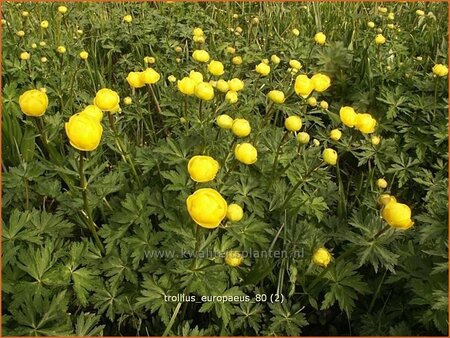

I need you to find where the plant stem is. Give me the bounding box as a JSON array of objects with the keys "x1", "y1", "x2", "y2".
[
  {"x1": 146, "y1": 85, "x2": 157, "y2": 143},
  {"x1": 78, "y1": 151, "x2": 104, "y2": 252},
  {"x1": 149, "y1": 84, "x2": 162, "y2": 115},
  {"x1": 271, "y1": 131, "x2": 290, "y2": 176}
]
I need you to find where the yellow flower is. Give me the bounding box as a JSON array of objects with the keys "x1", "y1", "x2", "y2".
[
  {"x1": 313, "y1": 248, "x2": 332, "y2": 267},
  {"x1": 94, "y1": 88, "x2": 120, "y2": 112},
  {"x1": 193, "y1": 35, "x2": 205, "y2": 44},
  {"x1": 31, "y1": 43, "x2": 37, "y2": 49},
  {"x1": 235, "y1": 143, "x2": 257, "y2": 164},
  {"x1": 216, "y1": 114, "x2": 233, "y2": 129},
  {"x1": 292, "y1": 28, "x2": 300, "y2": 36},
  {"x1": 323, "y1": 148, "x2": 337, "y2": 165},
  {"x1": 141, "y1": 68, "x2": 161, "y2": 84},
  {"x1": 79, "y1": 51, "x2": 89, "y2": 60},
  {"x1": 225, "y1": 90, "x2": 238, "y2": 104},
  {"x1": 77, "y1": 29, "x2": 83, "y2": 35},
  {"x1": 387, "y1": 23, "x2": 395, "y2": 29},
  {"x1": 208, "y1": 60, "x2": 225, "y2": 76},
  {"x1": 144, "y1": 56, "x2": 156, "y2": 64},
  {"x1": 126, "y1": 71, "x2": 145, "y2": 88},
  {"x1": 39, "y1": 41, "x2": 46, "y2": 47},
  {"x1": 289, "y1": 59, "x2": 302, "y2": 70},
  {"x1": 188, "y1": 155, "x2": 220, "y2": 183},
  {"x1": 314, "y1": 32, "x2": 326, "y2": 44},
  {"x1": 81, "y1": 105, "x2": 103, "y2": 122},
  {"x1": 368, "y1": 21, "x2": 375, "y2": 28},
  {"x1": 123, "y1": 15, "x2": 132, "y2": 23},
  {"x1": 297, "y1": 132, "x2": 310, "y2": 144},
  {"x1": 252, "y1": 17, "x2": 259, "y2": 25},
  {"x1": 294, "y1": 74, "x2": 314, "y2": 98},
  {"x1": 271, "y1": 54, "x2": 281, "y2": 64},
  {"x1": 225, "y1": 251, "x2": 243, "y2": 267},
  {"x1": 57, "y1": 46, "x2": 66, "y2": 54},
  {"x1": 186, "y1": 188, "x2": 228, "y2": 229},
  {"x1": 235, "y1": 26, "x2": 243, "y2": 34},
  {"x1": 177, "y1": 77, "x2": 196, "y2": 95},
  {"x1": 189, "y1": 70, "x2": 204, "y2": 84},
  {"x1": 378, "y1": 6, "x2": 388, "y2": 13},
  {"x1": 377, "y1": 178, "x2": 388, "y2": 189},
  {"x1": 432, "y1": 64, "x2": 448, "y2": 77},
  {"x1": 175, "y1": 46, "x2": 183, "y2": 53},
  {"x1": 41, "y1": 57, "x2": 48, "y2": 63},
  {"x1": 16, "y1": 30, "x2": 25, "y2": 37},
  {"x1": 378, "y1": 194, "x2": 396, "y2": 206},
  {"x1": 40, "y1": 20, "x2": 49, "y2": 28},
  {"x1": 58, "y1": 6, "x2": 68, "y2": 14},
  {"x1": 355, "y1": 113, "x2": 377, "y2": 134},
  {"x1": 262, "y1": 58, "x2": 269, "y2": 65},
  {"x1": 320, "y1": 100, "x2": 329, "y2": 109},
  {"x1": 232, "y1": 118, "x2": 251, "y2": 137},
  {"x1": 311, "y1": 73, "x2": 331, "y2": 92},
  {"x1": 124, "y1": 97, "x2": 132, "y2": 105},
  {"x1": 20, "y1": 52, "x2": 30, "y2": 60},
  {"x1": 216, "y1": 79, "x2": 229, "y2": 93},
  {"x1": 330, "y1": 129, "x2": 342, "y2": 141},
  {"x1": 382, "y1": 201, "x2": 414, "y2": 230},
  {"x1": 22, "y1": 11, "x2": 29, "y2": 17},
  {"x1": 313, "y1": 139, "x2": 320, "y2": 146},
  {"x1": 19, "y1": 89, "x2": 49, "y2": 117},
  {"x1": 65, "y1": 113, "x2": 103, "y2": 151},
  {"x1": 285, "y1": 116, "x2": 302, "y2": 132},
  {"x1": 226, "y1": 46, "x2": 236, "y2": 54},
  {"x1": 416, "y1": 9, "x2": 425, "y2": 16},
  {"x1": 268, "y1": 90, "x2": 285, "y2": 104},
  {"x1": 228, "y1": 78, "x2": 244, "y2": 91},
  {"x1": 371, "y1": 135, "x2": 381, "y2": 145},
  {"x1": 192, "y1": 49, "x2": 210, "y2": 63},
  {"x1": 375, "y1": 34, "x2": 386, "y2": 45},
  {"x1": 1, "y1": 19, "x2": 6, "y2": 25},
  {"x1": 255, "y1": 62, "x2": 270, "y2": 76},
  {"x1": 227, "y1": 204, "x2": 243, "y2": 222},
  {"x1": 232, "y1": 56, "x2": 243, "y2": 65},
  {"x1": 168, "y1": 75, "x2": 177, "y2": 83},
  {"x1": 192, "y1": 27, "x2": 204, "y2": 37},
  {"x1": 388, "y1": 12, "x2": 395, "y2": 20},
  {"x1": 307, "y1": 97, "x2": 317, "y2": 107},
  {"x1": 195, "y1": 82, "x2": 214, "y2": 101},
  {"x1": 339, "y1": 106, "x2": 357, "y2": 127}
]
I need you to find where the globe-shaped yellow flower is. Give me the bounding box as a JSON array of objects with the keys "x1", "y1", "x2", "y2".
[
  {"x1": 255, "y1": 62, "x2": 270, "y2": 76},
  {"x1": 178, "y1": 77, "x2": 196, "y2": 95},
  {"x1": 268, "y1": 90, "x2": 285, "y2": 104},
  {"x1": 186, "y1": 188, "x2": 228, "y2": 229},
  {"x1": 232, "y1": 118, "x2": 251, "y2": 137},
  {"x1": 378, "y1": 194, "x2": 396, "y2": 206},
  {"x1": 330, "y1": 129, "x2": 342, "y2": 141},
  {"x1": 339, "y1": 106, "x2": 357, "y2": 127},
  {"x1": 232, "y1": 56, "x2": 243, "y2": 65},
  {"x1": 307, "y1": 97, "x2": 317, "y2": 107},
  {"x1": 289, "y1": 59, "x2": 302, "y2": 70},
  {"x1": 193, "y1": 35, "x2": 205, "y2": 43},
  {"x1": 41, "y1": 20, "x2": 49, "y2": 28},
  {"x1": 297, "y1": 132, "x2": 310, "y2": 144},
  {"x1": 235, "y1": 143, "x2": 257, "y2": 164},
  {"x1": 189, "y1": 70, "x2": 204, "y2": 84},
  {"x1": 94, "y1": 88, "x2": 120, "y2": 112},
  {"x1": 65, "y1": 113, "x2": 103, "y2": 151},
  {"x1": 228, "y1": 78, "x2": 244, "y2": 92},
  {"x1": 20, "y1": 52, "x2": 30, "y2": 61},
  {"x1": 314, "y1": 32, "x2": 326, "y2": 45},
  {"x1": 58, "y1": 6, "x2": 68, "y2": 14},
  {"x1": 382, "y1": 201, "x2": 414, "y2": 230},
  {"x1": 320, "y1": 100, "x2": 329, "y2": 109},
  {"x1": 216, "y1": 79, "x2": 229, "y2": 93},
  {"x1": 216, "y1": 114, "x2": 233, "y2": 129},
  {"x1": 285, "y1": 116, "x2": 302, "y2": 132},
  {"x1": 271, "y1": 54, "x2": 281, "y2": 64},
  {"x1": 208, "y1": 60, "x2": 225, "y2": 76},
  {"x1": 313, "y1": 248, "x2": 332, "y2": 267},
  {"x1": 57, "y1": 46, "x2": 66, "y2": 54},
  {"x1": 79, "y1": 51, "x2": 89, "y2": 60},
  {"x1": 141, "y1": 67, "x2": 160, "y2": 84},
  {"x1": 227, "y1": 204, "x2": 244, "y2": 222},
  {"x1": 192, "y1": 27, "x2": 204, "y2": 37},
  {"x1": 355, "y1": 113, "x2": 377, "y2": 134},
  {"x1": 127, "y1": 71, "x2": 145, "y2": 88},
  {"x1": 371, "y1": 135, "x2": 381, "y2": 145},
  {"x1": 225, "y1": 90, "x2": 238, "y2": 104},
  {"x1": 123, "y1": 15, "x2": 132, "y2": 23},
  {"x1": 311, "y1": 73, "x2": 331, "y2": 92},
  {"x1": 187, "y1": 156, "x2": 220, "y2": 183},
  {"x1": 323, "y1": 148, "x2": 338, "y2": 165},
  {"x1": 19, "y1": 89, "x2": 49, "y2": 117},
  {"x1": 377, "y1": 178, "x2": 388, "y2": 189},
  {"x1": 124, "y1": 97, "x2": 132, "y2": 105},
  {"x1": 368, "y1": 21, "x2": 375, "y2": 28},
  {"x1": 225, "y1": 251, "x2": 243, "y2": 267},
  {"x1": 192, "y1": 49, "x2": 210, "y2": 63},
  {"x1": 375, "y1": 34, "x2": 386, "y2": 44},
  {"x1": 294, "y1": 74, "x2": 314, "y2": 98},
  {"x1": 194, "y1": 82, "x2": 214, "y2": 101},
  {"x1": 81, "y1": 105, "x2": 103, "y2": 122},
  {"x1": 292, "y1": 28, "x2": 300, "y2": 36},
  {"x1": 432, "y1": 64, "x2": 448, "y2": 77}
]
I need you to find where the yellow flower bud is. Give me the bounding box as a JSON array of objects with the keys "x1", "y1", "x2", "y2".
[
  {"x1": 232, "y1": 56, "x2": 243, "y2": 65},
  {"x1": 188, "y1": 155, "x2": 220, "y2": 183},
  {"x1": 289, "y1": 59, "x2": 302, "y2": 70},
  {"x1": 262, "y1": 58, "x2": 269, "y2": 65},
  {"x1": 339, "y1": 106, "x2": 357, "y2": 127},
  {"x1": 77, "y1": 29, "x2": 83, "y2": 35},
  {"x1": 186, "y1": 188, "x2": 227, "y2": 229},
  {"x1": 329, "y1": 129, "x2": 342, "y2": 141},
  {"x1": 235, "y1": 143, "x2": 257, "y2": 164},
  {"x1": 40, "y1": 20, "x2": 49, "y2": 28},
  {"x1": 314, "y1": 32, "x2": 326, "y2": 45},
  {"x1": 216, "y1": 79, "x2": 230, "y2": 93},
  {"x1": 144, "y1": 56, "x2": 156, "y2": 64},
  {"x1": 285, "y1": 116, "x2": 302, "y2": 132},
  {"x1": 375, "y1": 34, "x2": 386, "y2": 45},
  {"x1": 355, "y1": 113, "x2": 377, "y2": 134},
  {"x1": 377, "y1": 178, "x2": 388, "y2": 189},
  {"x1": 41, "y1": 57, "x2": 47, "y2": 63},
  {"x1": 313, "y1": 248, "x2": 332, "y2": 267},
  {"x1": 388, "y1": 12, "x2": 395, "y2": 20},
  {"x1": 371, "y1": 135, "x2": 381, "y2": 145},
  {"x1": 382, "y1": 201, "x2": 414, "y2": 230},
  {"x1": 175, "y1": 46, "x2": 183, "y2": 53},
  {"x1": 39, "y1": 41, "x2": 46, "y2": 47},
  {"x1": 267, "y1": 90, "x2": 285, "y2": 104},
  {"x1": 368, "y1": 21, "x2": 375, "y2": 28},
  {"x1": 387, "y1": 23, "x2": 395, "y2": 29},
  {"x1": 320, "y1": 100, "x2": 329, "y2": 109},
  {"x1": 81, "y1": 105, "x2": 103, "y2": 122},
  {"x1": 178, "y1": 77, "x2": 196, "y2": 95},
  {"x1": 292, "y1": 28, "x2": 300, "y2": 36},
  {"x1": 192, "y1": 27, "x2": 203, "y2": 37},
  {"x1": 313, "y1": 139, "x2": 320, "y2": 146},
  {"x1": 19, "y1": 89, "x2": 49, "y2": 117},
  {"x1": 124, "y1": 97, "x2": 132, "y2": 105},
  {"x1": 141, "y1": 68, "x2": 161, "y2": 84},
  {"x1": 227, "y1": 204, "x2": 243, "y2": 222},
  {"x1": 294, "y1": 74, "x2": 314, "y2": 98},
  {"x1": 194, "y1": 82, "x2": 214, "y2": 101},
  {"x1": 416, "y1": 9, "x2": 425, "y2": 16},
  {"x1": 94, "y1": 88, "x2": 120, "y2": 112},
  {"x1": 193, "y1": 35, "x2": 205, "y2": 44},
  {"x1": 378, "y1": 194, "x2": 396, "y2": 206},
  {"x1": 123, "y1": 15, "x2": 132, "y2": 23},
  {"x1": 22, "y1": 11, "x2": 29, "y2": 17},
  {"x1": 228, "y1": 78, "x2": 244, "y2": 91},
  {"x1": 432, "y1": 64, "x2": 448, "y2": 77},
  {"x1": 271, "y1": 54, "x2": 281, "y2": 64},
  {"x1": 189, "y1": 70, "x2": 203, "y2": 84},
  {"x1": 58, "y1": 6, "x2": 68, "y2": 14},
  {"x1": 65, "y1": 113, "x2": 103, "y2": 151},
  {"x1": 208, "y1": 60, "x2": 225, "y2": 76},
  {"x1": 192, "y1": 49, "x2": 210, "y2": 63},
  {"x1": 216, "y1": 114, "x2": 233, "y2": 129},
  {"x1": 235, "y1": 26, "x2": 243, "y2": 33},
  {"x1": 225, "y1": 90, "x2": 238, "y2": 104},
  {"x1": 225, "y1": 251, "x2": 243, "y2": 267},
  {"x1": 57, "y1": 46, "x2": 66, "y2": 54},
  {"x1": 79, "y1": 51, "x2": 89, "y2": 60},
  {"x1": 126, "y1": 71, "x2": 145, "y2": 88},
  {"x1": 323, "y1": 148, "x2": 338, "y2": 165},
  {"x1": 307, "y1": 97, "x2": 317, "y2": 107},
  {"x1": 31, "y1": 43, "x2": 37, "y2": 49},
  {"x1": 232, "y1": 118, "x2": 251, "y2": 137},
  {"x1": 16, "y1": 30, "x2": 25, "y2": 37},
  {"x1": 252, "y1": 17, "x2": 259, "y2": 25},
  {"x1": 255, "y1": 62, "x2": 270, "y2": 76},
  {"x1": 297, "y1": 132, "x2": 310, "y2": 144},
  {"x1": 378, "y1": 7, "x2": 388, "y2": 13},
  {"x1": 20, "y1": 52, "x2": 30, "y2": 60},
  {"x1": 226, "y1": 46, "x2": 236, "y2": 54},
  {"x1": 168, "y1": 75, "x2": 177, "y2": 83}
]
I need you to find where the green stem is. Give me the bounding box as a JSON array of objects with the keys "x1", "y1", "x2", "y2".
[
  {"x1": 433, "y1": 77, "x2": 438, "y2": 116},
  {"x1": 271, "y1": 131, "x2": 290, "y2": 176},
  {"x1": 149, "y1": 84, "x2": 162, "y2": 115},
  {"x1": 146, "y1": 85, "x2": 157, "y2": 143},
  {"x1": 219, "y1": 160, "x2": 238, "y2": 190}
]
